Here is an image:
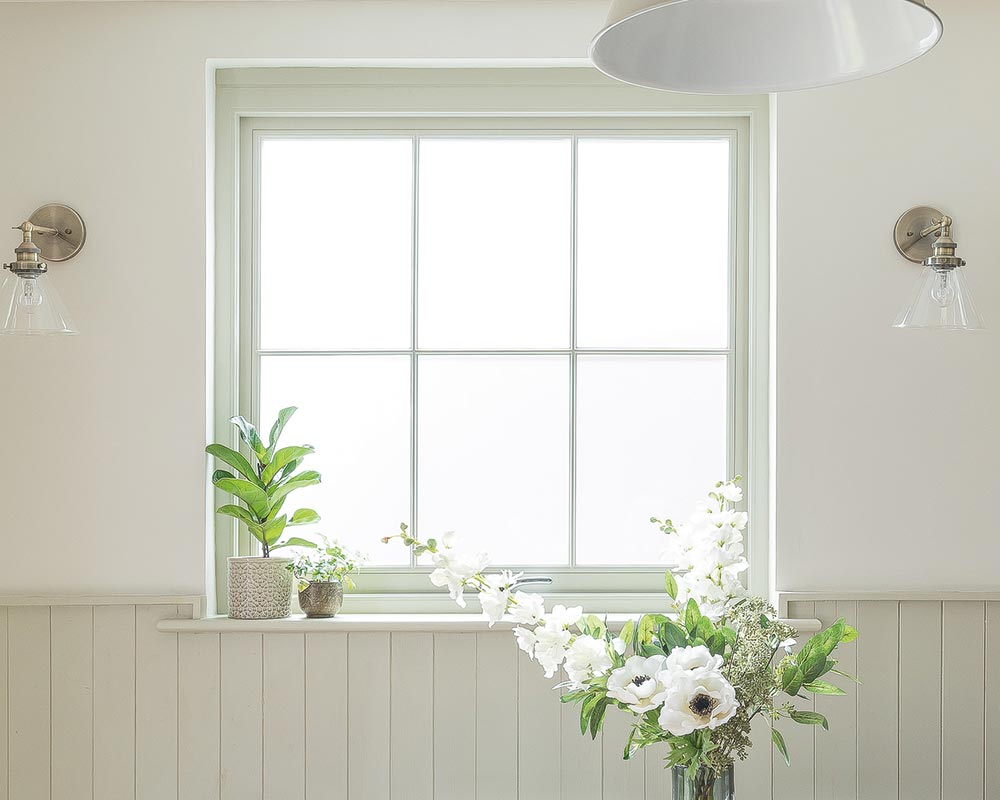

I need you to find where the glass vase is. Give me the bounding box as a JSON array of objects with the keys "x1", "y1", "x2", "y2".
[{"x1": 671, "y1": 764, "x2": 734, "y2": 800}]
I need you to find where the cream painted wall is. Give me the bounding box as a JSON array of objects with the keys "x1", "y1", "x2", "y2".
[
  {"x1": 773, "y1": 0, "x2": 1000, "y2": 592},
  {"x1": 0, "y1": 0, "x2": 608, "y2": 595},
  {"x1": 0, "y1": 0, "x2": 994, "y2": 596}
]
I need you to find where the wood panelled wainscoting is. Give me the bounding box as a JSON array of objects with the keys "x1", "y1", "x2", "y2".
[{"x1": 0, "y1": 596, "x2": 997, "y2": 799}]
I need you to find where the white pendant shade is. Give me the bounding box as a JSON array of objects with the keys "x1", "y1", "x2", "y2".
[{"x1": 590, "y1": 0, "x2": 943, "y2": 95}]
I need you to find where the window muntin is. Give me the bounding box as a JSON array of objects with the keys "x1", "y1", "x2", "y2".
[{"x1": 242, "y1": 121, "x2": 746, "y2": 593}]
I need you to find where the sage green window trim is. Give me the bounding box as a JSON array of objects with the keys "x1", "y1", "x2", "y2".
[{"x1": 213, "y1": 67, "x2": 770, "y2": 614}]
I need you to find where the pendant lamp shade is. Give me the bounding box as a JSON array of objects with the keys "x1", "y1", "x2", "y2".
[
  {"x1": 892, "y1": 266, "x2": 985, "y2": 331},
  {"x1": 589, "y1": 0, "x2": 943, "y2": 95}
]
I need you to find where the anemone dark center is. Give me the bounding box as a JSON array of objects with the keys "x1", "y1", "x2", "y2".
[
  {"x1": 632, "y1": 674, "x2": 651, "y2": 687},
  {"x1": 689, "y1": 693, "x2": 719, "y2": 718}
]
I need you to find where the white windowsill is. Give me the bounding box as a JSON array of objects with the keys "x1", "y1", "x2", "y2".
[{"x1": 157, "y1": 613, "x2": 823, "y2": 634}]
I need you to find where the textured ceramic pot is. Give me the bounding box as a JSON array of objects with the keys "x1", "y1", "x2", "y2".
[
  {"x1": 298, "y1": 581, "x2": 344, "y2": 618},
  {"x1": 227, "y1": 556, "x2": 294, "y2": 620}
]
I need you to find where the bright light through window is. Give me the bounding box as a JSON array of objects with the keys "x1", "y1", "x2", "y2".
[{"x1": 256, "y1": 133, "x2": 734, "y2": 569}]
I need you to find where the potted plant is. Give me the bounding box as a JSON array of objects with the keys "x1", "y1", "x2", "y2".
[
  {"x1": 207, "y1": 406, "x2": 321, "y2": 619},
  {"x1": 289, "y1": 537, "x2": 366, "y2": 618}
]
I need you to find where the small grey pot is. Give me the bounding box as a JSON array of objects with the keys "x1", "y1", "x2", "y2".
[
  {"x1": 298, "y1": 581, "x2": 344, "y2": 618},
  {"x1": 227, "y1": 556, "x2": 294, "y2": 620}
]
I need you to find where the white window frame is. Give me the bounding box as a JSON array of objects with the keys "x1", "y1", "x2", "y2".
[{"x1": 212, "y1": 68, "x2": 770, "y2": 614}]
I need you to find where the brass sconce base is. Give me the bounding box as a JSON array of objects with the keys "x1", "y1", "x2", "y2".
[
  {"x1": 27, "y1": 204, "x2": 86, "y2": 263},
  {"x1": 893, "y1": 206, "x2": 945, "y2": 263}
]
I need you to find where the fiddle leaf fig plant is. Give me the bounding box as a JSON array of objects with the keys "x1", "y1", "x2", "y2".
[{"x1": 207, "y1": 406, "x2": 321, "y2": 557}]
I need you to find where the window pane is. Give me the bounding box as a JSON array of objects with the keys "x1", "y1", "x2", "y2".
[
  {"x1": 577, "y1": 139, "x2": 730, "y2": 348},
  {"x1": 260, "y1": 138, "x2": 413, "y2": 350},
  {"x1": 418, "y1": 356, "x2": 570, "y2": 564},
  {"x1": 575, "y1": 355, "x2": 728, "y2": 565},
  {"x1": 417, "y1": 139, "x2": 571, "y2": 349},
  {"x1": 259, "y1": 355, "x2": 411, "y2": 566}
]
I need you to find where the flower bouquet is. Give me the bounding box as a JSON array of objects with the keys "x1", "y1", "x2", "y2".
[{"x1": 385, "y1": 478, "x2": 857, "y2": 800}]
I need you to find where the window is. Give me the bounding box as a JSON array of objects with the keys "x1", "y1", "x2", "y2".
[{"x1": 215, "y1": 70, "x2": 768, "y2": 610}]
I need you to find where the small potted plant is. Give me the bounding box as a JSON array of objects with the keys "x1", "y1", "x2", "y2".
[
  {"x1": 206, "y1": 406, "x2": 321, "y2": 619},
  {"x1": 290, "y1": 537, "x2": 365, "y2": 618}
]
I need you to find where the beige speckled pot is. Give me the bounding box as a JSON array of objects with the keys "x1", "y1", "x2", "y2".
[
  {"x1": 227, "y1": 556, "x2": 294, "y2": 619},
  {"x1": 298, "y1": 581, "x2": 344, "y2": 618}
]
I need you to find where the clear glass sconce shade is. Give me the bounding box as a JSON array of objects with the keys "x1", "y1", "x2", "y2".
[
  {"x1": 892, "y1": 266, "x2": 986, "y2": 331},
  {"x1": 0, "y1": 272, "x2": 78, "y2": 335},
  {"x1": 590, "y1": 0, "x2": 943, "y2": 95}
]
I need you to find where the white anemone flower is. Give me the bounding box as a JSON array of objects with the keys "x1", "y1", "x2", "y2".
[
  {"x1": 564, "y1": 636, "x2": 613, "y2": 688},
  {"x1": 607, "y1": 655, "x2": 671, "y2": 713},
  {"x1": 657, "y1": 669, "x2": 739, "y2": 736},
  {"x1": 664, "y1": 645, "x2": 724, "y2": 674}
]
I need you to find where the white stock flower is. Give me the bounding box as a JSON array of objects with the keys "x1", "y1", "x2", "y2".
[
  {"x1": 564, "y1": 636, "x2": 613, "y2": 687},
  {"x1": 611, "y1": 637, "x2": 627, "y2": 656},
  {"x1": 657, "y1": 669, "x2": 739, "y2": 736},
  {"x1": 428, "y1": 539, "x2": 490, "y2": 608},
  {"x1": 533, "y1": 622, "x2": 573, "y2": 678},
  {"x1": 664, "y1": 645, "x2": 723, "y2": 674},
  {"x1": 477, "y1": 570, "x2": 522, "y2": 626},
  {"x1": 547, "y1": 604, "x2": 583, "y2": 628},
  {"x1": 509, "y1": 591, "x2": 545, "y2": 625},
  {"x1": 719, "y1": 482, "x2": 743, "y2": 503},
  {"x1": 513, "y1": 626, "x2": 536, "y2": 657},
  {"x1": 607, "y1": 655, "x2": 671, "y2": 713}
]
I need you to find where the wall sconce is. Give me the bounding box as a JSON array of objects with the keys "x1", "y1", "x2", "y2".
[
  {"x1": 0, "y1": 204, "x2": 85, "y2": 336},
  {"x1": 892, "y1": 206, "x2": 985, "y2": 331}
]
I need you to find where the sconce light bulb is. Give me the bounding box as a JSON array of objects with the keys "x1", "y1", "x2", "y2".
[
  {"x1": 930, "y1": 269, "x2": 956, "y2": 308},
  {"x1": 15, "y1": 276, "x2": 44, "y2": 315}
]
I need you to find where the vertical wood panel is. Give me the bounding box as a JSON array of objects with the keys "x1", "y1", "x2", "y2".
[
  {"x1": 50, "y1": 606, "x2": 94, "y2": 800},
  {"x1": 602, "y1": 708, "x2": 644, "y2": 800},
  {"x1": 772, "y1": 601, "x2": 814, "y2": 800},
  {"x1": 517, "y1": 649, "x2": 560, "y2": 800},
  {"x1": 434, "y1": 634, "x2": 477, "y2": 799},
  {"x1": 561, "y1": 697, "x2": 601, "y2": 800},
  {"x1": 306, "y1": 633, "x2": 350, "y2": 800},
  {"x1": 94, "y1": 605, "x2": 135, "y2": 800},
  {"x1": 221, "y1": 632, "x2": 263, "y2": 800},
  {"x1": 7, "y1": 606, "x2": 50, "y2": 800},
  {"x1": 856, "y1": 600, "x2": 898, "y2": 800},
  {"x1": 643, "y1": 742, "x2": 669, "y2": 800},
  {"x1": 987, "y1": 602, "x2": 1000, "y2": 800},
  {"x1": 0, "y1": 607, "x2": 7, "y2": 800},
  {"x1": 178, "y1": 632, "x2": 221, "y2": 800},
  {"x1": 475, "y1": 632, "x2": 518, "y2": 800},
  {"x1": 305, "y1": 634, "x2": 348, "y2": 800},
  {"x1": 263, "y1": 633, "x2": 305, "y2": 800},
  {"x1": 389, "y1": 632, "x2": 433, "y2": 800},
  {"x1": 135, "y1": 605, "x2": 178, "y2": 800},
  {"x1": 814, "y1": 600, "x2": 857, "y2": 800},
  {"x1": 348, "y1": 633, "x2": 390, "y2": 800},
  {"x1": 942, "y1": 601, "x2": 986, "y2": 800},
  {"x1": 738, "y1": 716, "x2": 774, "y2": 800},
  {"x1": 898, "y1": 601, "x2": 941, "y2": 800}
]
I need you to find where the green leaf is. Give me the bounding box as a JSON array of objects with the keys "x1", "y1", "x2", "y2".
[
  {"x1": 585, "y1": 615, "x2": 606, "y2": 640},
  {"x1": 262, "y1": 515, "x2": 288, "y2": 546},
  {"x1": 270, "y1": 536, "x2": 317, "y2": 550},
  {"x1": 230, "y1": 416, "x2": 267, "y2": 463},
  {"x1": 789, "y1": 710, "x2": 830, "y2": 730},
  {"x1": 216, "y1": 504, "x2": 255, "y2": 526},
  {"x1": 589, "y1": 698, "x2": 608, "y2": 740},
  {"x1": 695, "y1": 615, "x2": 714, "y2": 643},
  {"x1": 206, "y1": 444, "x2": 262, "y2": 485},
  {"x1": 261, "y1": 445, "x2": 315, "y2": 485},
  {"x1": 267, "y1": 406, "x2": 297, "y2": 458},
  {"x1": 841, "y1": 625, "x2": 859, "y2": 643},
  {"x1": 802, "y1": 680, "x2": 847, "y2": 696},
  {"x1": 780, "y1": 663, "x2": 804, "y2": 697},
  {"x1": 637, "y1": 614, "x2": 670, "y2": 645},
  {"x1": 685, "y1": 599, "x2": 702, "y2": 633},
  {"x1": 619, "y1": 620, "x2": 635, "y2": 651},
  {"x1": 580, "y1": 693, "x2": 601, "y2": 735},
  {"x1": 287, "y1": 508, "x2": 320, "y2": 527},
  {"x1": 213, "y1": 477, "x2": 269, "y2": 520},
  {"x1": 771, "y1": 727, "x2": 790, "y2": 766},
  {"x1": 658, "y1": 620, "x2": 689, "y2": 651},
  {"x1": 268, "y1": 471, "x2": 321, "y2": 504},
  {"x1": 212, "y1": 469, "x2": 236, "y2": 484},
  {"x1": 664, "y1": 571, "x2": 678, "y2": 600}
]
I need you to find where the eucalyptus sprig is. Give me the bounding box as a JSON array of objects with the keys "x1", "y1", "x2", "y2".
[{"x1": 206, "y1": 406, "x2": 321, "y2": 557}]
